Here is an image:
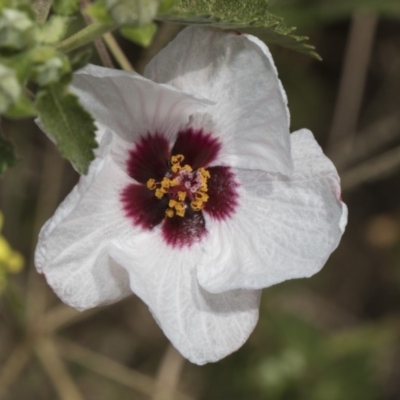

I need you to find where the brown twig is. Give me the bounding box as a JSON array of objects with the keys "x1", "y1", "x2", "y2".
[
  {"x1": 327, "y1": 12, "x2": 378, "y2": 157},
  {"x1": 42, "y1": 304, "x2": 101, "y2": 333},
  {"x1": 26, "y1": 140, "x2": 66, "y2": 326},
  {"x1": 153, "y1": 344, "x2": 186, "y2": 400},
  {"x1": 36, "y1": 338, "x2": 85, "y2": 400},
  {"x1": 341, "y1": 144, "x2": 400, "y2": 191},
  {"x1": 80, "y1": 0, "x2": 115, "y2": 69},
  {"x1": 57, "y1": 338, "x2": 195, "y2": 400},
  {"x1": 0, "y1": 343, "x2": 31, "y2": 400},
  {"x1": 331, "y1": 113, "x2": 400, "y2": 171},
  {"x1": 103, "y1": 32, "x2": 134, "y2": 71}
]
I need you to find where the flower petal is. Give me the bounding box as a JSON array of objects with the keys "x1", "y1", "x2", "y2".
[
  {"x1": 121, "y1": 183, "x2": 168, "y2": 230},
  {"x1": 126, "y1": 132, "x2": 170, "y2": 183},
  {"x1": 145, "y1": 26, "x2": 293, "y2": 174},
  {"x1": 108, "y1": 233, "x2": 261, "y2": 365},
  {"x1": 171, "y1": 127, "x2": 221, "y2": 169},
  {"x1": 197, "y1": 129, "x2": 347, "y2": 293},
  {"x1": 162, "y1": 209, "x2": 207, "y2": 248},
  {"x1": 35, "y1": 132, "x2": 135, "y2": 310},
  {"x1": 204, "y1": 166, "x2": 239, "y2": 220},
  {"x1": 71, "y1": 64, "x2": 212, "y2": 145}
]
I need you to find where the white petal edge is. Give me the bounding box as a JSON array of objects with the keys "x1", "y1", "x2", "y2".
[
  {"x1": 108, "y1": 231, "x2": 261, "y2": 365},
  {"x1": 145, "y1": 26, "x2": 293, "y2": 175},
  {"x1": 197, "y1": 129, "x2": 347, "y2": 293},
  {"x1": 35, "y1": 129, "x2": 135, "y2": 310}
]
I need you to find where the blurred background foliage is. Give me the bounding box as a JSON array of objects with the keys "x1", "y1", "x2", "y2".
[{"x1": 1, "y1": 0, "x2": 400, "y2": 399}]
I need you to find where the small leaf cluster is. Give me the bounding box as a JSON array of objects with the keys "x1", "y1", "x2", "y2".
[
  {"x1": 86, "y1": 0, "x2": 319, "y2": 55},
  {"x1": 0, "y1": 0, "x2": 97, "y2": 175},
  {"x1": 158, "y1": 0, "x2": 320, "y2": 59},
  {"x1": 87, "y1": 0, "x2": 178, "y2": 47},
  {"x1": 0, "y1": 0, "x2": 70, "y2": 118}
]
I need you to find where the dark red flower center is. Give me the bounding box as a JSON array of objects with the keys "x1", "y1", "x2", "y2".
[{"x1": 121, "y1": 128, "x2": 238, "y2": 247}]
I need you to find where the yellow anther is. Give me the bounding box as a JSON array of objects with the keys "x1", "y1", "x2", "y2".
[
  {"x1": 199, "y1": 168, "x2": 210, "y2": 179},
  {"x1": 169, "y1": 199, "x2": 177, "y2": 208},
  {"x1": 171, "y1": 164, "x2": 181, "y2": 173},
  {"x1": 176, "y1": 208, "x2": 185, "y2": 217},
  {"x1": 146, "y1": 178, "x2": 156, "y2": 190},
  {"x1": 171, "y1": 154, "x2": 184, "y2": 165},
  {"x1": 182, "y1": 164, "x2": 193, "y2": 173},
  {"x1": 161, "y1": 177, "x2": 171, "y2": 190},
  {"x1": 194, "y1": 192, "x2": 209, "y2": 202},
  {"x1": 190, "y1": 200, "x2": 204, "y2": 211},
  {"x1": 165, "y1": 209, "x2": 174, "y2": 218},
  {"x1": 175, "y1": 202, "x2": 185, "y2": 212},
  {"x1": 155, "y1": 188, "x2": 165, "y2": 199},
  {"x1": 170, "y1": 178, "x2": 180, "y2": 187},
  {"x1": 177, "y1": 191, "x2": 186, "y2": 201}
]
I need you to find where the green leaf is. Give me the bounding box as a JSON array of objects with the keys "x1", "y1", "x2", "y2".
[
  {"x1": 31, "y1": 0, "x2": 54, "y2": 23},
  {"x1": 105, "y1": 0, "x2": 160, "y2": 26},
  {"x1": 5, "y1": 94, "x2": 36, "y2": 119},
  {"x1": 70, "y1": 48, "x2": 92, "y2": 71},
  {"x1": 0, "y1": 129, "x2": 17, "y2": 176},
  {"x1": 159, "y1": 0, "x2": 320, "y2": 59},
  {"x1": 120, "y1": 22, "x2": 157, "y2": 46},
  {"x1": 158, "y1": 0, "x2": 178, "y2": 14},
  {"x1": 85, "y1": 0, "x2": 113, "y2": 23},
  {"x1": 35, "y1": 83, "x2": 97, "y2": 174},
  {"x1": 0, "y1": 8, "x2": 35, "y2": 51},
  {"x1": 35, "y1": 15, "x2": 69, "y2": 44},
  {"x1": 0, "y1": 63, "x2": 21, "y2": 114},
  {"x1": 52, "y1": 0, "x2": 79, "y2": 16},
  {"x1": 6, "y1": 45, "x2": 72, "y2": 87},
  {"x1": 34, "y1": 54, "x2": 71, "y2": 86}
]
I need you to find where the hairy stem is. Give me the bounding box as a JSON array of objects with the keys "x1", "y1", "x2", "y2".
[
  {"x1": 80, "y1": 0, "x2": 115, "y2": 68},
  {"x1": 31, "y1": 0, "x2": 54, "y2": 24},
  {"x1": 55, "y1": 21, "x2": 117, "y2": 53},
  {"x1": 103, "y1": 33, "x2": 134, "y2": 71}
]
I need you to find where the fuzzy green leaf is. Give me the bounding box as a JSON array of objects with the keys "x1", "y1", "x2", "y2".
[
  {"x1": 0, "y1": 129, "x2": 16, "y2": 176},
  {"x1": 120, "y1": 22, "x2": 157, "y2": 46},
  {"x1": 0, "y1": 8, "x2": 35, "y2": 50},
  {"x1": 105, "y1": 0, "x2": 159, "y2": 26},
  {"x1": 70, "y1": 49, "x2": 92, "y2": 71},
  {"x1": 158, "y1": 0, "x2": 178, "y2": 14},
  {"x1": 159, "y1": 0, "x2": 320, "y2": 59},
  {"x1": 35, "y1": 15, "x2": 69, "y2": 44},
  {"x1": 0, "y1": 63, "x2": 21, "y2": 114},
  {"x1": 85, "y1": 0, "x2": 113, "y2": 23},
  {"x1": 5, "y1": 94, "x2": 36, "y2": 118},
  {"x1": 35, "y1": 83, "x2": 97, "y2": 174},
  {"x1": 52, "y1": 0, "x2": 79, "y2": 16}
]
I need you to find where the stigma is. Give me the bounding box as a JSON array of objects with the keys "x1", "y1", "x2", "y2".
[{"x1": 146, "y1": 154, "x2": 210, "y2": 218}]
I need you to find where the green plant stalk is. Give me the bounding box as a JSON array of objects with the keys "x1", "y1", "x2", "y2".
[
  {"x1": 55, "y1": 21, "x2": 118, "y2": 53},
  {"x1": 31, "y1": 0, "x2": 54, "y2": 24}
]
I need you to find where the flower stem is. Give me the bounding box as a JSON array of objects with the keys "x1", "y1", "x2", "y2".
[
  {"x1": 31, "y1": 0, "x2": 53, "y2": 24},
  {"x1": 103, "y1": 32, "x2": 134, "y2": 71},
  {"x1": 55, "y1": 21, "x2": 118, "y2": 54}
]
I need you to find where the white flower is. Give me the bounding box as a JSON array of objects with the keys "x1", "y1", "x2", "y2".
[{"x1": 35, "y1": 27, "x2": 347, "y2": 365}]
